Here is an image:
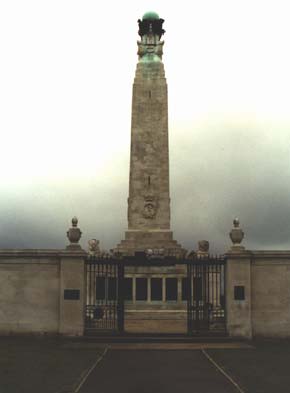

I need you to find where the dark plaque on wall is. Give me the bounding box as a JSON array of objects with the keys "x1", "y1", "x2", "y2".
[
  {"x1": 234, "y1": 286, "x2": 245, "y2": 300},
  {"x1": 64, "y1": 289, "x2": 80, "y2": 300}
]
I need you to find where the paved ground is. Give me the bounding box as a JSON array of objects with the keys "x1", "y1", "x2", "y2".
[
  {"x1": 206, "y1": 341, "x2": 290, "y2": 393},
  {"x1": 0, "y1": 337, "x2": 102, "y2": 393},
  {"x1": 79, "y1": 349, "x2": 238, "y2": 393},
  {"x1": 1, "y1": 338, "x2": 290, "y2": 393}
]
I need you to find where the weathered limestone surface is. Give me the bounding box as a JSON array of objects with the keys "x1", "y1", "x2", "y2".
[
  {"x1": 226, "y1": 249, "x2": 290, "y2": 339},
  {"x1": 117, "y1": 229, "x2": 184, "y2": 256},
  {"x1": 124, "y1": 312, "x2": 187, "y2": 334},
  {"x1": 59, "y1": 251, "x2": 86, "y2": 336},
  {"x1": 129, "y1": 61, "x2": 169, "y2": 230},
  {"x1": 0, "y1": 251, "x2": 60, "y2": 334},
  {"x1": 115, "y1": 25, "x2": 185, "y2": 256},
  {"x1": 0, "y1": 249, "x2": 86, "y2": 336},
  {"x1": 251, "y1": 252, "x2": 290, "y2": 338},
  {"x1": 225, "y1": 250, "x2": 252, "y2": 339}
]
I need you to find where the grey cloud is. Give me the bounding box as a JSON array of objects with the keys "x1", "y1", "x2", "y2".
[
  {"x1": 170, "y1": 121, "x2": 290, "y2": 253},
  {"x1": 1, "y1": 121, "x2": 290, "y2": 254}
]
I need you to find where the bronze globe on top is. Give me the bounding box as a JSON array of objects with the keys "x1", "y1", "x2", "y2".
[
  {"x1": 142, "y1": 11, "x2": 160, "y2": 20},
  {"x1": 138, "y1": 11, "x2": 165, "y2": 39}
]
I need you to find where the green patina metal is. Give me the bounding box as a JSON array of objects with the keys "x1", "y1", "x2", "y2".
[
  {"x1": 140, "y1": 53, "x2": 161, "y2": 63},
  {"x1": 142, "y1": 11, "x2": 160, "y2": 20}
]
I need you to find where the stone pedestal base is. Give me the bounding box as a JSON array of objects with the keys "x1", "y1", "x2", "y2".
[{"x1": 115, "y1": 230, "x2": 186, "y2": 257}]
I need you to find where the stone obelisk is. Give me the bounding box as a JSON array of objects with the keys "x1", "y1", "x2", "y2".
[{"x1": 116, "y1": 12, "x2": 185, "y2": 257}]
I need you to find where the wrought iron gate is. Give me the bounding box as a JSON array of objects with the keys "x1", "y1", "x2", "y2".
[
  {"x1": 85, "y1": 255, "x2": 226, "y2": 336},
  {"x1": 187, "y1": 257, "x2": 226, "y2": 335},
  {"x1": 85, "y1": 257, "x2": 124, "y2": 334}
]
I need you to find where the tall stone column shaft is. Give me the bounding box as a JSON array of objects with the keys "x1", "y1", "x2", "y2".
[
  {"x1": 128, "y1": 60, "x2": 170, "y2": 230},
  {"x1": 115, "y1": 12, "x2": 185, "y2": 256}
]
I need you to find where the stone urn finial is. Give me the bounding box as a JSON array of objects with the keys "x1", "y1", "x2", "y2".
[
  {"x1": 229, "y1": 218, "x2": 245, "y2": 249},
  {"x1": 66, "y1": 217, "x2": 82, "y2": 249}
]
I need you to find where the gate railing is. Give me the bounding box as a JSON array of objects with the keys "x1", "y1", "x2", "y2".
[
  {"x1": 85, "y1": 257, "x2": 124, "y2": 334},
  {"x1": 187, "y1": 257, "x2": 226, "y2": 335},
  {"x1": 85, "y1": 254, "x2": 226, "y2": 335}
]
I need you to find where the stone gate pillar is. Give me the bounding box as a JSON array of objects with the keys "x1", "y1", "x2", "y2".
[
  {"x1": 225, "y1": 219, "x2": 252, "y2": 339},
  {"x1": 59, "y1": 218, "x2": 87, "y2": 336}
]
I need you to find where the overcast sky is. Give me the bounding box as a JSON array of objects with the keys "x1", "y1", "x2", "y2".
[{"x1": 1, "y1": 0, "x2": 290, "y2": 253}]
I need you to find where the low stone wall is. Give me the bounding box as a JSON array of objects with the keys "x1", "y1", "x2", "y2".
[
  {"x1": 2, "y1": 247, "x2": 290, "y2": 338},
  {"x1": 251, "y1": 252, "x2": 290, "y2": 338},
  {"x1": 0, "y1": 249, "x2": 86, "y2": 336},
  {"x1": 0, "y1": 250, "x2": 60, "y2": 334},
  {"x1": 226, "y1": 249, "x2": 290, "y2": 339}
]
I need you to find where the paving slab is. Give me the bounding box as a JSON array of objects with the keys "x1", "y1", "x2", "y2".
[
  {"x1": 78, "y1": 349, "x2": 238, "y2": 393},
  {"x1": 207, "y1": 340, "x2": 290, "y2": 393},
  {"x1": 0, "y1": 337, "x2": 103, "y2": 393},
  {"x1": 1, "y1": 337, "x2": 290, "y2": 393}
]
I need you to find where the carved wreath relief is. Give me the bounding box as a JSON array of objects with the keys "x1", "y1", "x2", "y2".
[{"x1": 143, "y1": 196, "x2": 158, "y2": 219}]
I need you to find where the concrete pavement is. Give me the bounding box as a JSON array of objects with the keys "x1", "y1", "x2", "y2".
[{"x1": 1, "y1": 337, "x2": 290, "y2": 392}]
